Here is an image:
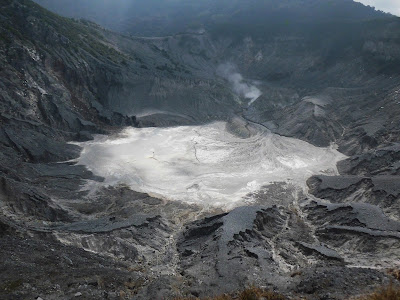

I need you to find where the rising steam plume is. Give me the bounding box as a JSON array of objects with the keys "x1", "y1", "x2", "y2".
[{"x1": 217, "y1": 63, "x2": 262, "y2": 106}]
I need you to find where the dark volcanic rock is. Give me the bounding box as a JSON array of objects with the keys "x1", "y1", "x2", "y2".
[
  {"x1": 3, "y1": 126, "x2": 81, "y2": 163},
  {"x1": 307, "y1": 175, "x2": 400, "y2": 219},
  {"x1": 170, "y1": 202, "x2": 398, "y2": 299},
  {"x1": 176, "y1": 205, "x2": 348, "y2": 297},
  {"x1": 303, "y1": 200, "x2": 400, "y2": 268},
  {"x1": 0, "y1": 235, "x2": 143, "y2": 300},
  {"x1": 0, "y1": 176, "x2": 72, "y2": 222},
  {"x1": 137, "y1": 113, "x2": 196, "y2": 128},
  {"x1": 293, "y1": 266, "x2": 389, "y2": 300},
  {"x1": 338, "y1": 143, "x2": 400, "y2": 176},
  {"x1": 177, "y1": 206, "x2": 287, "y2": 296}
]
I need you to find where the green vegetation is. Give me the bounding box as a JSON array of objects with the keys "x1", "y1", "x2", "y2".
[
  {"x1": 1, "y1": 279, "x2": 23, "y2": 293},
  {"x1": 388, "y1": 269, "x2": 400, "y2": 282},
  {"x1": 173, "y1": 284, "x2": 400, "y2": 300},
  {"x1": 356, "y1": 284, "x2": 400, "y2": 300},
  {"x1": 0, "y1": 21, "x2": 23, "y2": 45},
  {"x1": 174, "y1": 287, "x2": 287, "y2": 300},
  {"x1": 0, "y1": 0, "x2": 128, "y2": 63}
]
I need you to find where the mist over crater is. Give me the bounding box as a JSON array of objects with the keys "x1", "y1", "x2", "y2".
[{"x1": 75, "y1": 122, "x2": 346, "y2": 209}]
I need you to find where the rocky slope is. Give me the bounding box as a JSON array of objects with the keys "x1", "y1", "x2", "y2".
[
  {"x1": 1, "y1": 0, "x2": 400, "y2": 299},
  {"x1": 0, "y1": 1, "x2": 232, "y2": 298},
  {"x1": 35, "y1": 0, "x2": 400, "y2": 153}
]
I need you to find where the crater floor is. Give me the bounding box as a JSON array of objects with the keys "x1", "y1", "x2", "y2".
[{"x1": 75, "y1": 122, "x2": 346, "y2": 208}]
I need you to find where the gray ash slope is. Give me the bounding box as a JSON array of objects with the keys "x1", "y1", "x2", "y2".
[{"x1": 1, "y1": 0, "x2": 400, "y2": 299}]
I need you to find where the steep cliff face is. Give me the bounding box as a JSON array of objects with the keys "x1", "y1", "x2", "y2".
[
  {"x1": 0, "y1": 0, "x2": 141, "y2": 235},
  {"x1": 0, "y1": 0, "x2": 137, "y2": 149}
]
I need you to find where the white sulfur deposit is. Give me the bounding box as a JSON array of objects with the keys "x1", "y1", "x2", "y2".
[{"x1": 75, "y1": 122, "x2": 346, "y2": 208}]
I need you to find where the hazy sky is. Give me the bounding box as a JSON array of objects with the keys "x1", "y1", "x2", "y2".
[{"x1": 356, "y1": 0, "x2": 400, "y2": 16}]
